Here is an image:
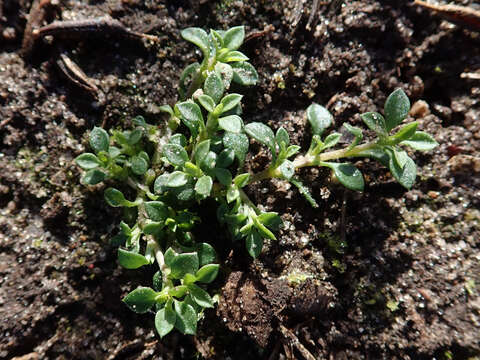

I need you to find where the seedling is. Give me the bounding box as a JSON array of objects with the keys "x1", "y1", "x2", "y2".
[{"x1": 75, "y1": 25, "x2": 437, "y2": 338}]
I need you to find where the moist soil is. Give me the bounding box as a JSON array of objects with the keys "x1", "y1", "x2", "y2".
[{"x1": 1, "y1": 1, "x2": 479, "y2": 359}]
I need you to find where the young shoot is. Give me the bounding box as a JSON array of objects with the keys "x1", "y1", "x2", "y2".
[{"x1": 75, "y1": 25, "x2": 438, "y2": 339}]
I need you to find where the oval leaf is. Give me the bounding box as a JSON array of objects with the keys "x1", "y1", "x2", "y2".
[
  {"x1": 81, "y1": 169, "x2": 106, "y2": 185},
  {"x1": 195, "y1": 264, "x2": 219, "y2": 283},
  {"x1": 155, "y1": 306, "x2": 176, "y2": 338},
  {"x1": 223, "y1": 26, "x2": 245, "y2": 50},
  {"x1": 131, "y1": 155, "x2": 148, "y2": 175},
  {"x1": 170, "y1": 252, "x2": 199, "y2": 279},
  {"x1": 164, "y1": 144, "x2": 188, "y2": 167},
  {"x1": 245, "y1": 122, "x2": 275, "y2": 154},
  {"x1": 89, "y1": 127, "x2": 109, "y2": 153},
  {"x1": 322, "y1": 162, "x2": 365, "y2": 192},
  {"x1": 118, "y1": 248, "x2": 149, "y2": 269},
  {"x1": 307, "y1": 103, "x2": 332, "y2": 136},
  {"x1": 195, "y1": 175, "x2": 213, "y2": 197},
  {"x1": 174, "y1": 300, "x2": 197, "y2": 335},
  {"x1": 231, "y1": 62, "x2": 258, "y2": 86},
  {"x1": 204, "y1": 72, "x2": 224, "y2": 104},
  {"x1": 75, "y1": 153, "x2": 101, "y2": 169},
  {"x1": 220, "y1": 93, "x2": 243, "y2": 113},
  {"x1": 145, "y1": 201, "x2": 168, "y2": 222},
  {"x1": 181, "y1": 27, "x2": 209, "y2": 57},
  {"x1": 223, "y1": 132, "x2": 249, "y2": 165},
  {"x1": 384, "y1": 88, "x2": 410, "y2": 132},
  {"x1": 400, "y1": 131, "x2": 438, "y2": 151},
  {"x1": 187, "y1": 284, "x2": 214, "y2": 308},
  {"x1": 176, "y1": 102, "x2": 203, "y2": 138},
  {"x1": 123, "y1": 287, "x2": 157, "y2": 313},
  {"x1": 218, "y1": 115, "x2": 243, "y2": 133}
]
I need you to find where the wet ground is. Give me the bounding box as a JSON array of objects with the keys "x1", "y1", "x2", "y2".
[{"x1": 0, "y1": 0, "x2": 479, "y2": 359}]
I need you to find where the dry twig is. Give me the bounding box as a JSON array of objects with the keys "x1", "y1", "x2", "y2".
[{"x1": 414, "y1": 0, "x2": 480, "y2": 31}]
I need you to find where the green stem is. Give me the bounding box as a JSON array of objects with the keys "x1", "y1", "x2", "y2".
[{"x1": 239, "y1": 188, "x2": 260, "y2": 214}]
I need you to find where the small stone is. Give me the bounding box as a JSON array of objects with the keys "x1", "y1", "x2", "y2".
[{"x1": 409, "y1": 100, "x2": 430, "y2": 118}]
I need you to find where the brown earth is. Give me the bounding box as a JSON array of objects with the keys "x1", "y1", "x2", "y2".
[{"x1": 1, "y1": 0, "x2": 479, "y2": 359}]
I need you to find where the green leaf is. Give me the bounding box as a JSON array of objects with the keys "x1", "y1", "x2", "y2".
[
  {"x1": 223, "y1": 132, "x2": 249, "y2": 165},
  {"x1": 246, "y1": 230, "x2": 263, "y2": 258},
  {"x1": 217, "y1": 148, "x2": 235, "y2": 168},
  {"x1": 169, "y1": 285, "x2": 188, "y2": 298},
  {"x1": 390, "y1": 122, "x2": 418, "y2": 144},
  {"x1": 400, "y1": 131, "x2": 438, "y2": 151},
  {"x1": 181, "y1": 27, "x2": 209, "y2": 57},
  {"x1": 123, "y1": 287, "x2": 157, "y2": 314},
  {"x1": 204, "y1": 72, "x2": 225, "y2": 104},
  {"x1": 154, "y1": 174, "x2": 170, "y2": 194},
  {"x1": 388, "y1": 151, "x2": 417, "y2": 189},
  {"x1": 285, "y1": 145, "x2": 301, "y2": 158},
  {"x1": 195, "y1": 176, "x2": 213, "y2": 197},
  {"x1": 155, "y1": 305, "x2": 176, "y2": 338},
  {"x1": 170, "y1": 253, "x2": 199, "y2": 279},
  {"x1": 152, "y1": 271, "x2": 163, "y2": 291},
  {"x1": 257, "y1": 212, "x2": 282, "y2": 231},
  {"x1": 169, "y1": 134, "x2": 187, "y2": 147},
  {"x1": 167, "y1": 171, "x2": 189, "y2": 188},
  {"x1": 75, "y1": 153, "x2": 101, "y2": 169},
  {"x1": 197, "y1": 94, "x2": 215, "y2": 113},
  {"x1": 81, "y1": 169, "x2": 106, "y2": 185},
  {"x1": 321, "y1": 162, "x2": 365, "y2": 192},
  {"x1": 234, "y1": 173, "x2": 250, "y2": 188},
  {"x1": 183, "y1": 273, "x2": 197, "y2": 285},
  {"x1": 200, "y1": 151, "x2": 217, "y2": 171},
  {"x1": 176, "y1": 102, "x2": 204, "y2": 138},
  {"x1": 275, "y1": 127, "x2": 290, "y2": 147},
  {"x1": 223, "y1": 26, "x2": 245, "y2": 50},
  {"x1": 214, "y1": 168, "x2": 232, "y2": 186},
  {"x1": 211, "y1": 29, "x2": 224, "y2": 48},
  {"x1": 187, "y1": 284, "x2": 214, "y2": 308},
  {"x1": 278, "y1": 160, "x2": 295, "y2": 180},
  {"x1": 224, "y1": 50, "x2": 249, "y2": 62},
  {"x1": 245, "y1": 122, "x2": 275, "y2": 154},
  {"x1": 128, "y1": 129, "x2": 143, "y2": 145},
  {"x1": 105, "y1": 188, "x2": 139, "y2": 207},
  {"x1": 215, "y1": 62, "x2": 234, "y2": 90},
  {"x1": 174, "y1": 300, "x2": 197, "y2": 335},
  {"x1": 307, "y1": 103, "x2": 333, "y2": 136},
  {"x1": 131, "y1": 155, "x2": 148, "y2": 175},
  {"x1": 231, "y1": 62, "x2": 258, "y2": 86},
  {"x1": 164, "y1": 248, "x2": 176, "y2": 267},
  {"x1": 218, "y1": 115, "x2": 243, "y2": 133},
  {"x1": 145, "y1": 201, "x2": 168, "y2": 222},
  {"x1": 89, "y1": 127, "x2": 109, "y2": 153},
  {"x1": 195, "y1": 264, "x2": 219, "y2": 283},
  {"x1": 290, "y1": 177, "x2": 318, "y2": 208},
  {"x1": 164, "y1": 144, "x2": 188, "y2": 167},
  {"x1": 184, "y1": 161, "x2": 203, "y2": 178},
  {"x1": 226, "y1": 184, "x2": 240, "y2": 203},
  {"x1": 254, "y1": 217, "x2": 276, "y2": 241},
  {"x1": 384, "y1": 88, "x2": 410, "y2": 132},
  {"x1": 143, "y1": 221, "x2": 164, "y2": 235},
  {"x1": 159, "y1": 105, "x2": 174, "y2": 115},
  {"x1": 179, "y1": 62, "x2": 200, "y2": 99},
  {"x1": 353, "y1": 147, "x2": 390, "y2": 166},
  {"x1": 360, "y1": 112, "x2": 387, "y2": 137},
  {"x1": 343, "y1": 123, "x2": 363, "y2": 148},
  {"x1": 220, "y1": 94, "x2": 243, "y2": 113},
  {"x1": 117, "y1": 249, "x2": 149, "y2": 269},
  {"x1": 194, "y1": 140, "x2": 211, "y2": 166},
  {"x1": 324, "y1": 133, "x2": 342, "y2": 148},
  {"x1": 196, "y1": 243, "x2": 217, "y2": 266}
]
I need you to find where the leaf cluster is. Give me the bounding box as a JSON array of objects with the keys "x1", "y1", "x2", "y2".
[{"x1": 75, "y1": 25, "x2": 438, "y2": 340}]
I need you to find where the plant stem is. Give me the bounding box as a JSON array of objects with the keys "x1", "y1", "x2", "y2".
[
  {"x1": 293, "y1": 141, "x2": 377, "y2": 168},
  {"x1": 239, "y1": 188, "x2": 260, "y2": 214}
]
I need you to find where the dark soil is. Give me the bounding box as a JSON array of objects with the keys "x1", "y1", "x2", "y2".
[{"x1": 1, "y1": 0, "x2": 479, "y2": 359}]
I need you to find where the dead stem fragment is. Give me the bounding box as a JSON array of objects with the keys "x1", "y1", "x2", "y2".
[
  {"x1": 414, "y1": 0, "x2": 480, "y2": 31},
  {"x1": 21, "y1": 0, "x2": 52, "y2": 56},
  {"x1": 57, "y1": 53, "x2": 99, "y2": 93},
  {"x1": 33, "y1": 17, "x2": 160, "y2": 42}
]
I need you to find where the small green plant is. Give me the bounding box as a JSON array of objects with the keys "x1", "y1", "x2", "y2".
[{"x1": 75, "y1": 25, "x2": 438, "y2": 338}]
